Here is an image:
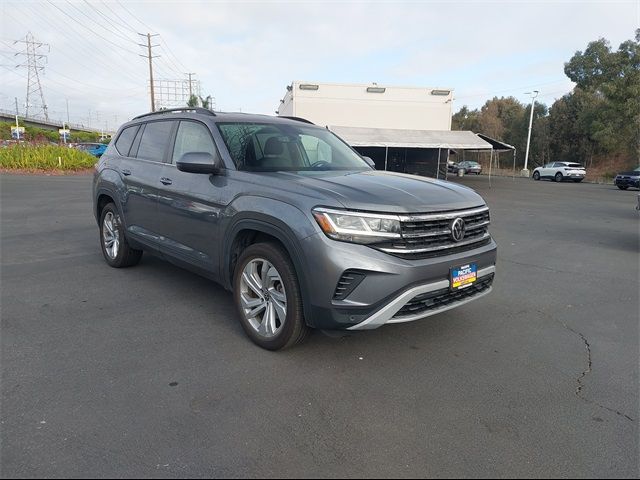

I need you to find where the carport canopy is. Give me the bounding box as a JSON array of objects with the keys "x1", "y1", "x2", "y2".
[
  {"x1": 329, "y1": 125, "x2": 493, "y2": 150},
  {"x1": 476, "y1": 133, "x2": 515, "y2": 152}
]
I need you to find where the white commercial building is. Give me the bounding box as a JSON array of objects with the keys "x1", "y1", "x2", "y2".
[
  {"x1": 277, "y1": 81, "x2": 493, "y2": 178},
  {"x1": 277, "y1": 81, "x2": 454, "y2": 131}
]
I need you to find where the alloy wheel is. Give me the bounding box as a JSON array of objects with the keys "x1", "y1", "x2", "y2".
[
  {"x1": 102, "y1": 211, "x2": 120, "y2": 259},
  {"x1": 239, "y1": 258, "x2": 287, "y2": 338}
]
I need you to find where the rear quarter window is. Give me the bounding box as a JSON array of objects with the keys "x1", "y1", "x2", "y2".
[{"x1": 114, "y1": 125, "x2": 139, "y2": 156}]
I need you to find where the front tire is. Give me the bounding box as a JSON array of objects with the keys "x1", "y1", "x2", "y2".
[
  {"x1": 555, "y1": 172, "x2": 563, "y2": 183},
  {"x1": 233, "y1": 242, "x2": 309, "y2": 350},
  {"x1": 99, "y1": 203, "x2": 142, "y2": 268},
  {"x1": 533, "y1": 171, "x2": 540, "y2": 181}
]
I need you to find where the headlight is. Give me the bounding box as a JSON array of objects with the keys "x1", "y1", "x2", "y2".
[{"x1": 312, "y1": 207, "x2": 401, "y2": 244}]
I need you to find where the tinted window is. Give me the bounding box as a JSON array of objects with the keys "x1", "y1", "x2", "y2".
[
  {"x1": 217, "y1": 122, "x2": 369, "y2": 171},
  {"x1": 114, "y1": 126, "x2": 138, "y2": 156},
  {"x1": 300, "y1": 135, "x2": 332, "y2": 164},
  {"x1": 172, "y1": 121, "x2": 217, "y2": 164},
  {"x1": 136, "y1": 121, "x2": 174, "y2": 162}
]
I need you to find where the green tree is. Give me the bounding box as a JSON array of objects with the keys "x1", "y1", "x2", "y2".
[
  {"x1": 187, "y1": 94, "x2": 199, "y2": 107},
  {"x1": 199, "y1": 95, "x2": 213, "y2": 110},
  {"x1": 563, "y1": 29, "x2": 640, "y2": 160}
]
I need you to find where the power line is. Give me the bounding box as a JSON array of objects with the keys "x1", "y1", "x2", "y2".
[
  {"x1": 81, "y1": 0, "x2": 141, "y2": 43},
  {"x1": 116, "y1": 0, "x2": 154, "y2": 32},
  {"x1": 45, "y1": 0, "x2": 141, "y2": 56},
  {"x1": 99, "y1": 0, "x2": 142, "y2": 34},
  {"x1": 65, "y1": 0, "x2": 139, "y2": 45},
  {"x1": 17, "y1": 3, "x2": 144, "y2": 84}
]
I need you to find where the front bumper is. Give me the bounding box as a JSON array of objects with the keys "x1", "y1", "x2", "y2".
[
  {"x1": 615, "y1": 177, "x2": 640, "y2": 188},
  {"x1": 348, "y1": 265, "x2": 495, "y2": 330},
  {"x1": 299, "y1": 232, "x2": 497, "y2": 330}
]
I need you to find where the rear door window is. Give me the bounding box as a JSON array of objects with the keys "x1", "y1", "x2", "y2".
[
  {"x1": 114, "y1": 126, "x2": 139, "y2": 156},
  {"x1": 135, "y1": 121, "x2": 175, "y2": 162}
]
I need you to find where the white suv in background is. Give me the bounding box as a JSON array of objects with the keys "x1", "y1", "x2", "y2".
[{"x1": 532, "y1": 162, "x2": 586, "y2": 183}]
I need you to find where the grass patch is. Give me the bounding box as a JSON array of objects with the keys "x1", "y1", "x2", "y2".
[{"x1": 0, "y1": 144, "x2": 97, "y2": 171}]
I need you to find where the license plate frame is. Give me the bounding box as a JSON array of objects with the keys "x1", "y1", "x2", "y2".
[{"x1": 450, "y1": 263, "x2": 478, "y2": 291}]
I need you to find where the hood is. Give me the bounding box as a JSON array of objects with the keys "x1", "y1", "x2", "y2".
[
  {"x1": 617, "y1": 171, "x2": 640, "y2": 177},
  {"x1": 259, "y1": 170, "x2": 486, "y2": 213}
]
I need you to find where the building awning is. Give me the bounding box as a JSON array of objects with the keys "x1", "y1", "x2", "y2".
[{"x1": 329, "y1": 125, "x2": 493, "y2": 150}]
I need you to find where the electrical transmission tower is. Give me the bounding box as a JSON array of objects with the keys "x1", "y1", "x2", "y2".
[{"x1": 14, "y1": 32, "x2": 50, "y2": 120}]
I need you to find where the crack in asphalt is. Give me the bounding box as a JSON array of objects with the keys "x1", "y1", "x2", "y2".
[{"x1": 536, "y1": 309, "x2": 635, "y2": 423}]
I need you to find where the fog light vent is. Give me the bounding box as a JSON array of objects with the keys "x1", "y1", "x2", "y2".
[{"x1": 333, "y1": 270, "x2": 366, "y2": 300}]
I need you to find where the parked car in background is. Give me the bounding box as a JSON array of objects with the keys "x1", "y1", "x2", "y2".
[
  {"x1": 74, "y1": 143, "x2": 108, "y2": 158},
  {"x1": 447, "y1": 160, "x2": 459, "y2": 173},
  {"x1": 614, "y1": 166, "x2": 640, "y2": 190},
  {"x1": 532, "y1": 162, "x2": 586, "y2": 182},
  {"x1": 457, "y1": 161, "x2": 482, "y2": 175}
]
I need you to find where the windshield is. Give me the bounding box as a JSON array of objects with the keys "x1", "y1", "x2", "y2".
[{"x1": 216, "y1": 122, "x2": 370, "y2": 172}]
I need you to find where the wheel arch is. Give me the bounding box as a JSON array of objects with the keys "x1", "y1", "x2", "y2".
[{"x1": 223, "y1": 215, "x2": 312, "y2": 323}]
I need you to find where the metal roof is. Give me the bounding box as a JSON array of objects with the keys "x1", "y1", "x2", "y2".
[
  {"x1": 329, "y1": 126, "x2": 493, "y2": 150},
  {"x1": 476, "y1": 133, "x2": 515, "y2": 151}
]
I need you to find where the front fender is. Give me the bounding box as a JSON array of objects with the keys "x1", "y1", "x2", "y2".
[{"x1": 222, "y1": 197, "x2": 318, "y2": 323}]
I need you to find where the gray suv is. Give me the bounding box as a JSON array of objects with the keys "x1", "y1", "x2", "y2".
[{"x1": 93, "y1": 108, "x2": 497, "y2": 349}]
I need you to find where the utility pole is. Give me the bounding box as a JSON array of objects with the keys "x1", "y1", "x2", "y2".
[
  {"x1": 522, "y1": 90, "x2": 539, "y2": 177},
  {"x1": 186, "y1": 72, "x2": 196, "y2": 98},
  {"x1": 14, "y1": 97, "x2": 20, "y2": 139},
  {"x1": 14, "y1": 32, "x2": 49, "y2": 120},
  {"x1": 66, "y1": 98, "x2": 70, "y2": 125},
  {"x1": 139, "y1": 33, "x2": 159, "y2": 112}
]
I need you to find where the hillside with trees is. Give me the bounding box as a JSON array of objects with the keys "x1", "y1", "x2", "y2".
[{"x1": 452, "y1": 30, "x2": 639, "y2": 176}]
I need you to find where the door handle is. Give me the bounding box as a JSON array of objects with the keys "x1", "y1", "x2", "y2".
[
  {"x1": 121, "y1": 168, "x2": 131, "y2": 176},
  {"x1": 160, "y1": 177, "x2": 173, "y2": 186}
]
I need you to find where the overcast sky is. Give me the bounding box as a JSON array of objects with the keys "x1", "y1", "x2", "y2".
[{"x1": 1, "y1": 0, "x2": 638, "y2": 130}]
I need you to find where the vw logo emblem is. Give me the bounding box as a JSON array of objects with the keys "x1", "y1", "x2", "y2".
[{"x1": 451, "y1": 218, "x2": 466, "y2": 242}]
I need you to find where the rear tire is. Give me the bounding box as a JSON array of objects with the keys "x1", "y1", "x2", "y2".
[
  {"x1": 555, "y1": 172, "x2": 563, "y2": 183},
  {"x1": 618, "y1": 185, "x2": 628, "y2": 190},
  {"x1": 99, "y1": 203, "x2": 142, "y2": 268},
  {"x1": 233, "y1": 242, "x2": 309, "y2": 350},
  {"x1": 533, "y1": 171, "x2": 540, "y2": 181}
]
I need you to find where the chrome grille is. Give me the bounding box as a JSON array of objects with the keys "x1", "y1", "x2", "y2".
[{"x1": 377, "y1": 206, "x2": 491, "y2": 259}]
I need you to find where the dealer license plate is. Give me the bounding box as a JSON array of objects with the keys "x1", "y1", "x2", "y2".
[{"x1": 451, "y1": 263, "x2": 477, "y2": 290}]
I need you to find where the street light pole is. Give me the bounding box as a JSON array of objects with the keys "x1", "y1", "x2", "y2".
[{"x1": 522, "y1": 90, "x2": 539, "y2": 177}]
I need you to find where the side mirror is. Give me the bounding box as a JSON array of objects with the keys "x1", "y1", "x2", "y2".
[
  {"x1": 362, "y1": 156, "x2": 376, "y2": 169},
  {"x1": 176, "y1": 152, "x2": 220, "y2": 174}
]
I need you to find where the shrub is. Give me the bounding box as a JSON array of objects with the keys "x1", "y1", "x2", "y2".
[{"x1": 0, "y1": 144, "x2": 97, "y2": 170}]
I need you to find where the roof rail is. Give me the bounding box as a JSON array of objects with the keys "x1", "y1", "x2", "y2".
[
  {"x1": 133, "y1": 107, "x2": 216, "y2": 120},
  {"x1": 279, "y1": 116, "x2": 315, "y2": 125}
]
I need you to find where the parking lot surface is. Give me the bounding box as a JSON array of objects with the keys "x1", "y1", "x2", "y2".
[{"x1": 1, "y1": 173, "x2": 638, "y2": 478}]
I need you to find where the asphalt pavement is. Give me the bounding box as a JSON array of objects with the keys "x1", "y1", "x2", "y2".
[{"x1": 1, "y1": 173, "x2": 638, "y2": 478}]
